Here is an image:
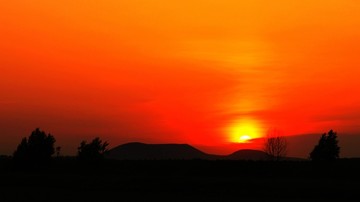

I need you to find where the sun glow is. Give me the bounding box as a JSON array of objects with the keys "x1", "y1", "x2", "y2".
[{"x1": 227, "y1": 118, "x2": 264, "y2": 143}]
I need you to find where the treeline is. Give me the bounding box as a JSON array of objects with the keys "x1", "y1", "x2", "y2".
[
  {"x1": 263, "y1": 129, "x2": 340, "y2": 161},
  {"x1": 11, "y1": 128, "x2": 109, "y2": 165}
]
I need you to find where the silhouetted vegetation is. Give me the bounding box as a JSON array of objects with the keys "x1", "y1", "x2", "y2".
[
  {"x1": 77, "y1": 137, "x2": 109, "y2": 162},
  {"x1": 310, "y1": 129, "x2": 340, "y2": 161},
  {"x1": 13, "y1": 128, "x2": 56, "y2": 164},
  {"x1": 263, "y1": 134, "x2": 288, "y2": 161}
]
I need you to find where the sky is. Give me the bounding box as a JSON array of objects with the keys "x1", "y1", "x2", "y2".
[{"x1": 1, "y1": 1, "x2": 360, "y2": 157}]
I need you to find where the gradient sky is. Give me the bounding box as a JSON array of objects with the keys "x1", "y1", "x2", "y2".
[{"x1": 1, "y1": 1, "x2": 360, "y2": 157}]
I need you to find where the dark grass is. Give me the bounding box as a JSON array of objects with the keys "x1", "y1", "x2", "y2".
[{"x1": 1, "y1": 158, "x2": 360, "y2": 201}]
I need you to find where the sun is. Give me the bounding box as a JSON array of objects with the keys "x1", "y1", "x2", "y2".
[
  {"x1": 227, "y1": 118, "x2": 263, "y2": 143},
  {"x1": 239, "y1": 135, "x2": 251, "y2": 143}
]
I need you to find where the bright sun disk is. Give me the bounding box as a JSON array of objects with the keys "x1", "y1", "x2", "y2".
[
  {"x1": 227, "y1": 118, "x2": 263, "y2": 143},
  {"x1": 239, "y1": 135, "x2": 251, "y2": 142}
]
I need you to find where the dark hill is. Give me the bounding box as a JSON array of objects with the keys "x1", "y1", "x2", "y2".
[
  {"x1": 105, "y1": 142, "x2": 214, "y2": 160},
  {"x1": 105, "y1": 142, "x2": 304, "y2": 161},
  {"x1": 226, "y1": 149, "x2": 270, "y2": 160}
]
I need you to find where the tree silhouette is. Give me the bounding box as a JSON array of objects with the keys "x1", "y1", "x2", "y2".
[
  {"x1": 263, "y1": 130, "x2": 288, "y2": 161},
  {"x1": 310, "y1": 130, "x2": 340, "y2": 161},
  {"x1": 77, "y1": 137, "x2": 109, "y2": 162},
  {"x1": 13, "y1": 128, "x2": 56, "y2": 163}
]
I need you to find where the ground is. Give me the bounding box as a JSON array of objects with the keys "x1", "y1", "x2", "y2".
[{"x1": 0, "y1": 159, "x2": 359, "y2": 201}]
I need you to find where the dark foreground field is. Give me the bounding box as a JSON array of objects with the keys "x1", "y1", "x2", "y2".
[{"x1": 1, "y1": 158, "x2": 360, "y2": 201}]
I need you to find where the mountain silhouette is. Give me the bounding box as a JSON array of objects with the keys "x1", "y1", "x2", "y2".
[
  {"x1": 105, "y1": 142, "x2": 298, "y2": 160},
  {"x1": 105, "y1": 142, "x2": 213, "y2": 160},
  {"x1": 225, "y1": 149, "x2": 270, "y2": 160}
]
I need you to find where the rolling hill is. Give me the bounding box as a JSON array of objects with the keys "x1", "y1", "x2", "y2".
[
  {"x1": 105, "y1": 142, "x2": 214, "y2": 160},
  {"x1": 104, "y1": 142, "x2": 292, "y2": 160},
  {"x1": 225, "y1": 149, "x2": 270, "y2": 160}
]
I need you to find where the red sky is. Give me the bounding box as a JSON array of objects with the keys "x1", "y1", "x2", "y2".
[{"x1": 1, "y1": 1, "x2": 360, "y2": 157}]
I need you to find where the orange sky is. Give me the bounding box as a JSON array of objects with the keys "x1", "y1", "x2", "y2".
[{"x1": 1, "y1": 1, "x2": 360, "y2": 157}]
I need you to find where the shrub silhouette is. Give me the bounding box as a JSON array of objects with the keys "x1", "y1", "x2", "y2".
[
  {"x1": 263, "y1": 129, "x2": 288, "y2": 161},
  {"x1": 77, "y1": 137, "x2": 109, "y2": 161},
  {"x1": 55, "y1": 146, "x2": 61, "y2": 157},
  {"x1": 13, "y1": 128, "x2": 56, "y2": 163},
  {"x1": 263, "y1": 135, "x2": 288, "y2": 161},
  {"x1": 310, "y1": 130, "x2": 340, "y2": 161}
]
